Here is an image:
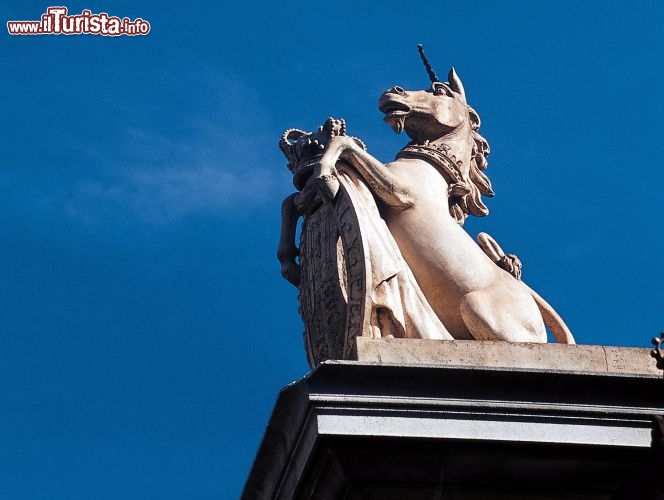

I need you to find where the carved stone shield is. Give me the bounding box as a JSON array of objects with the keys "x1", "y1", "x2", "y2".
[{"x1": 299, "y1": 174, "x2": 372, "y2": 367}]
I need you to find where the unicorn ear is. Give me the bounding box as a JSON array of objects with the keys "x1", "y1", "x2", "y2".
[{"x1": 448, "y1": 67, "x2": 466, "y2": 98}]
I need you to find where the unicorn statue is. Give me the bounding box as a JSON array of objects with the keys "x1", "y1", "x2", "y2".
[{"x1": 278, "y1": 45, "x2": 574, "y2": 366}]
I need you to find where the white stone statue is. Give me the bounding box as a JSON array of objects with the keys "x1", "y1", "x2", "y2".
[{"x1": 278, "y1": 46, "x2": 574, "y2": 365}]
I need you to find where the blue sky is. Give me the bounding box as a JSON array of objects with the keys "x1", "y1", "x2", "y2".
[{"x1": 2, "y1": 1, "x2": 663, "y2": 498}]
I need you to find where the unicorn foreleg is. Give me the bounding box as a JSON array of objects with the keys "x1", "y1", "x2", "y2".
[{"x1": 315, "y1": 136, "x2": 413, "y2": 209}]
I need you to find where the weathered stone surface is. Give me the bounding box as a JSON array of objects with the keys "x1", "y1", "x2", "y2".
[{"x1": 352, "y1": 337, "x2": 660, "y2": 376}]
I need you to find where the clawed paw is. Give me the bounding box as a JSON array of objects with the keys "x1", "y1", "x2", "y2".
[{"x1": 281, "y1": 262, "x2": 300, "y2": 287}]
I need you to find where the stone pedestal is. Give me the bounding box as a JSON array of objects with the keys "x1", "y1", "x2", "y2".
[{"x1": 242, "y1": 342, "x2": 664, "y2": 499}]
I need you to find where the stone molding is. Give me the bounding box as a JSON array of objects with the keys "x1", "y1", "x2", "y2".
[
  {"x1": 242, "y1": 344, "x2": 664, "y2": 499},
  {"x1": 353, "y1": 337, "x2": 660, "y2": 376}
]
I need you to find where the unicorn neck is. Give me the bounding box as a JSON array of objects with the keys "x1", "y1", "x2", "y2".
[{"x1": 426, "y1": 124, "x2": 473, "y2": 171}]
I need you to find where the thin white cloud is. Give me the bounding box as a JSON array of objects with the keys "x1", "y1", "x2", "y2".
[
  {"x1": 7, "y1": 67, "x2": 293, "y2": 229},
  {"x1": 74, "y1": 165, "x2": 287, "y2": 225}
]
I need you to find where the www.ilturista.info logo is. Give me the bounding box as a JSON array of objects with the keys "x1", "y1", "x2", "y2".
[{"x1": 7, "y1": 7, "x2": 150, "y2": 36}]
